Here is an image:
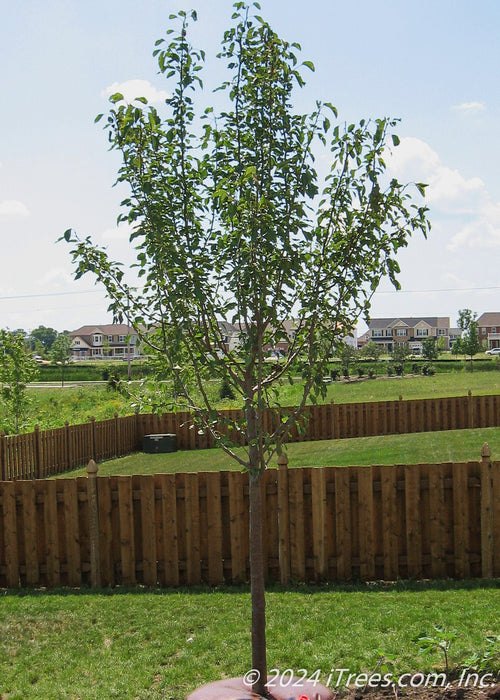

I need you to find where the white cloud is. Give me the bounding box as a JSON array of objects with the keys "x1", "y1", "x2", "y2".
[
  {"x1": 387, "y1": 137, "x2": 484, "y2": 210},
  {"x1": 449, "y1": 199, "x2": 500, "y2": 250},
  {"x1": 102, "y1": 79, "x2": 169, "y2": 104},
  {"x1": 101, "y1": 222, "x2": 134, "y2": 242},
  {"x1": 39, "y1": 268, "x2": 75, "y2": 287},
  {"x1": 386, "y1": 137, "x2": 500, "y2": 251},
  {"x1": 453, "y1": 101, "x2": 486, "y2": 114},
  {"x1": 0, "y1": 200, "x2": 30, "y2": 217}
]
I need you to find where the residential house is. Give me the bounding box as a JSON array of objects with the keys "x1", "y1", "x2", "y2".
[
  {"x1": 477, "y1": 312, "x2": 500, "y2": 350},
  {"x1": 69, "y1": 325, "x2": 142, "y2": 360},
  {"x1": 367, "y1": 317, "x2": 451, "y2": 353}
]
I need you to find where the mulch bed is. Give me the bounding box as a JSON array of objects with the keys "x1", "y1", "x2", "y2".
[{"x1": 339, "y1": 680, "x2": 500, "y2": 699}]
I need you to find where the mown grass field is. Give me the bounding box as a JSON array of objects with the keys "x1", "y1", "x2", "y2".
[
  {"x1": 59, "y1": 426, "x2": 500, "y2": 478},
  {"x1": 1, "y1": 581, "x2": 499, "y2": 699},
  {"x1": 4, "y1": 365, "x2": 499, "y2": 435}
]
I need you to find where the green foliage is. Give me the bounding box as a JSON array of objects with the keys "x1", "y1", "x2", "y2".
[
  {"x1": 50, "y1": 333, "x2": 73, "y2": 386},
  {"x1": 219, "y1": 376, "x2": 236, "y2": 400},
  {"x1": 457, "y1": 309, "x2": 481, "y2": 371},
  {"x1": 359, "y1": 340, "x2": 383, "y2": 362},
  {"x1": 62, "y1": 4, "x2": 429, "y2": 473},
  {"x1": 422, "y1": 336, "x2": 438, "y2": 361},
  {"x1": 392, "y1": 342, "x2": 411, "y2": 367},
  {"x1": 28, "y1": 325, "x2": 58, "y2": 354},
  {"x1": 414, "y1": 625, "x2": 457, "y2": 675},
  {"x1": 0, "y1": 329, "x2": 39, "y2": 434},
  {"x1": 462, "y1": 635, "x2": 500, "y2": 674}
]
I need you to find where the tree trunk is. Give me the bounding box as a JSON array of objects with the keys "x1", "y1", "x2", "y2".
[{"x1": 249, "y1": 470, "x2": 268, "y2": 696}]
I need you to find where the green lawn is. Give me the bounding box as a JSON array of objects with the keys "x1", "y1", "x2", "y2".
[
  {"x1": 58, "y1": 426, "x2": 500, "y2": 478},
  {"x1": 5, "y1": 367, "x2": 499, "y2": 435},
  {"x1": 1, "y1": 582, "x2": 499, "y2": 699}
]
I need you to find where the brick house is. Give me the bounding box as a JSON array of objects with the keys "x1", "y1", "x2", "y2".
[
  {"x1": 367, "y1": 317, "x2": 451, "y2": 353},
  {"x1": 477, "y1": 312, "x2": 500, "y2": 350},
  {"x1": 69, "y1": 325, "x2": 142, "y2": 360}
]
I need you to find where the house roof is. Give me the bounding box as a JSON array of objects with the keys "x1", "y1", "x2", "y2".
[
  {"x1": 477, "y1": 312, "x2": 500, "y2": 327},
  {"x1": 69, "y1": 324, "x2": 135, "y2": 338},
  {"x1": 368, "y1": 317, "x2": 450, "y2": 329}
]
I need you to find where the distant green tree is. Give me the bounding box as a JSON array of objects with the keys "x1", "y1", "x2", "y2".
[
  {"x1": 457, "y1": 309, "x2": 481, "y2": 371},
  {"x1": 359, "y1": 340, "x2": 383, "y2": 362},
  {"x1": 50, "y1": 333, "x2": 73, "y2": 386},
  {"x1": 392, "y1": 341, "x2": 411, "y2": 374},
  {"x1": 0, "y1": 329, "x2": 39, "y2": 433},
  {"x1": 29, "y1": 326, "x2": 58, "y2": 354},
  {"x1": 422, "y1": 336, "x2": 438, "y2": 361},
  {"x1": 339, "y1": 344, "x2": 357, "y2": 378}
]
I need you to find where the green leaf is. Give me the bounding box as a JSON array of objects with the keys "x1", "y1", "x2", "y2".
[
  {"x1": 109, "y1": 92, "x2": 124, "y2": 104},
  {"x1": 391, "y1": 134, "x2": 400, "y2": 146},
  {"x1": 302, "y1": 60, "x2": 315, "y2": 72}
]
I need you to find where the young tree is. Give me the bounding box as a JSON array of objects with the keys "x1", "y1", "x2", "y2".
[
  {"x1": 50, "y1": 333, "x2": 73, "y2": 386},
  {"x1": 0, "y1": 329, "x2": 39, "y2": 434},
  {"x1": 422, "y1": 336, "x2": 438, "y2": 362},
  {"x1": 62, "y1": 5, "x2": 429, "y2": 695},
  {"x1": 339, "y1": 343, "x2": 357, "y2": 378},
  {"x1": 392, "y1": 341, "x2": 411, "y2": 375},
  {"x1": 359, "y1": 339, "x2": 384, "y2": 362},
  {"x1": 457, "y1": 309, "x2": 481, "y2": 371}
]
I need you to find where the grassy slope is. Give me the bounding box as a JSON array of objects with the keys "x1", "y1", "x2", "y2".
[
  {"x1": 1, "y1": 582, "x2": 499, "y2": 699},
  {"x1": 59, "y1": 426, "x2": 500, "y2": 477}
]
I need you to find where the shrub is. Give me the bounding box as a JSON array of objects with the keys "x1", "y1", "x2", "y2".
[
  {"x1": 422, "y1": 363, "x2": 435, "y2": 376},
  {"x1": 219, "y1": 377, "x2": 235, "y2": 400},
  {"x1": 357, "y1": 366, "x2": 364, "y2": 378}
]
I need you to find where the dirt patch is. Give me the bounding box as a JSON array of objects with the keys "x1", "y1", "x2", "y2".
[{"x1": 339, "y1": 679, "x2": 500, "y2": 700}]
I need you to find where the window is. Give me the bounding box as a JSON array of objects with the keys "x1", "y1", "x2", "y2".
[
  {"x1": 492, "y1": 328, "x2": 497, "y2": 333},
  {"x1": 395, "y1": 329, "x2": 407, "y2": 337},
  {"x1": 107, "y1": 335, "x2": 113, "y2": 342},
  {"x1": 93, "y1": 334, "x2": 102, "y2": 344},
  {"x1": 437, "y1": 328, "x2": 447, "y2": 335},
  {"x1": 482, "y1": 328, "x2": 486, "y2": 334},
  {"x1": 118, "y1": 335, "x2": 126, "y2": 343},
  {"x1": 385, "y1": 330, "x2": 392, "y2": 336},
  {"x1": 416, "y1": 328, "x2": 429, "y2": 337},
  {"x1": 372, "y1": 329, "x2": 383, "y2": 337}
]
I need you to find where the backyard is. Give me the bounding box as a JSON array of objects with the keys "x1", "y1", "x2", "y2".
[
  {"x1": 2, "y1": 371, "x2": 500, "y2": 699},
  {"x1": 1, "y1": 581, "x2": 500, "y2": 700}
]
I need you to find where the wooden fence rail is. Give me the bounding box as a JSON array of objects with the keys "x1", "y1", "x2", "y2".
[
  {"x1": 0, "y1": 445, "x2": 498, "y2": 589},
  {"x1": 1, "y1": 392, "x2": 500, "y2": 481}
]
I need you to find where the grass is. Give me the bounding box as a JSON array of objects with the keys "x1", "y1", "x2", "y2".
[
  {"x1": 1, "y1": 581, "x2": 499, "y2": 699},
  {"x1": 0, "y1": 367, "x2": 498, "y2": 435},
  {"x1": 59, "y1": 426, "x2": 500, "y2": 477}
]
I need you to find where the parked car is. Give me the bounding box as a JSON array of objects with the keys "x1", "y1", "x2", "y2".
[{"x1": 485, "y1": 348, "x2": 500, "y2": 355}]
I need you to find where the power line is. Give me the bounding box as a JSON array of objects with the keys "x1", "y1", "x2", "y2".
[
  {"x1": 376, "y1": 285, "x2": 500, "y2": 295},
  {"x1": 0, "y1": 290, "x2": 101, "y2": 301}
]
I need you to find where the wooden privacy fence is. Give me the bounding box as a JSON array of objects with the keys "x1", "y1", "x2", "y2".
[
  {"x1": 0, "y1": 445, "x2": 498, "y2": 589},
  {"x1": 2, "y1": 391, "x2": 500, "y2": 480}
]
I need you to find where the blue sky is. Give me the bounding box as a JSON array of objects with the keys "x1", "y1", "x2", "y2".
[{"x1": 1, "y1": 0, "x2": 499, "y2": 334}]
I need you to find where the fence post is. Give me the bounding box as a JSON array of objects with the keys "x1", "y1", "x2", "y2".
[
  {"x1": 277, "y1": 452, "x2": 290, "y2": 584},
  {"x1": 33, "y1": 425, "x2": 42, "y2": 479},
  {"x1": 330, "y1": 399, "x2": 335, "y2": 439},
  {"x1": 467, "y1": 390, "x2": 474, "y2": 428},
  {"x1": 114, "y1": 412, "x2": 120, "y2": 457},
  {"x1": 0, "y1": 430, "x2": 6, "y2": 480},
  {"x1": 90, "y1": 416, "x2": 96, "y2": 461},
  {"x1": 87, "y1": 459, "x2": 101, "y2": 588},
  {"x1": 480, "y1": 442, "x2": 494, "y2": 578}
]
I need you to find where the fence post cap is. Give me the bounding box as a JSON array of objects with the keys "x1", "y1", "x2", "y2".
[
  {"x1": 481, "y1": 442, "x2": 491, "y2": 459},
  {"x1": 468, "y1": 389, "x2": 472, "y2": 397},
  {"x1": 277, "y1": 452, "x2": 288, "y2": 468},
  {"x1": 86, "y1": 459, "x2": 98, "y2": 475}
]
